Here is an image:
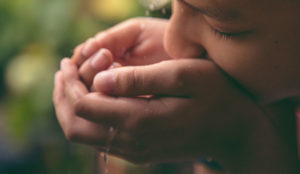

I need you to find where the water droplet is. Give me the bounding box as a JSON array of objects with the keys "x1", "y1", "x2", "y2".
[
  {"x1": 102, "y1": 126, "x2": 118, "y2": 174},
  {"x1": 104, "y1": 152, "x2": 108, "y2": 163},
  {"x1": 109, "y1": 126, "x2": 114, "y2": 133}
]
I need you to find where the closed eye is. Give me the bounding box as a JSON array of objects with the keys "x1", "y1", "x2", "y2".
[{"x1": 211, "y1": 27, "x2": 251, "y2": 40}]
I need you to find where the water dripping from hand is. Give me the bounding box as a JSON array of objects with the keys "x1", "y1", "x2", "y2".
[{"x1": 103, "y1": 126, "x2": 119, "y2": 174}]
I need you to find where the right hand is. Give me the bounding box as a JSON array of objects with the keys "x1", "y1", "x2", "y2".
[
  {"x1": 71, "y1": 18, "x2": 171, "y2": 86},
  {"x1": 54, "y1": 58, "x2": 299, "y2": 173}
]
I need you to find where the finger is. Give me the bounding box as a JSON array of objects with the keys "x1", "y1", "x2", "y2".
[
  {"x1": 55, "y1": 62, "x2": 142, "y2": 152},
  {"x1": 53, "y1": 71, "x2": 72, "y2": 130},
  {"x1": 74, "y1": 19, "x2": 142, "y2": 66},
  {"x1": 73, "y1": 38, "x2": 101, "y2": 66},
  {"x1": 53, "y1": 71, "x2": 65, "y2": 111},
  {"x1": 93, "y1": 20, "x2": 141, "y2": 59},
  {"x1": 90, "y1": 62, "x2": 122, "y2": 92},
  {"x1": 53, "y1": 70, "x2": 80, "y2": 129},
  {"x1": 60, "y1": 58, "x2": 89, "y2": 105},
  {"x1": 54, "y1": 67, "x2": 119, "y2": 146},
  {"x1": 55, "y1": 97, "x2": 112, "y2": 146},
  {"x1": 79, "y1": 48, "x2": 113, "y2": 87},
  {"x1": 70, "y1": 43, "x2": 85, "y2": 66},
  {"x1": 74, "y1": 92, "x2": 188, "y2": 128},
  {"x1": 93, "y1": 59, "x2": 215, "y2": 96},
  {"x1": 74, "y1": 94, "x2": 191, "y2": 162}
]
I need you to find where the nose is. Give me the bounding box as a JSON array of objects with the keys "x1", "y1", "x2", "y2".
[{"x1": 164, "y1": 1, "x2": 206, "y2": 59}]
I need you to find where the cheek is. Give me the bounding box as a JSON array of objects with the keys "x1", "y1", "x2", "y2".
[
  {"x1": 206, "y1": 38, "x2": 261, "y2": 77},
  {"x1": 206, "y1": 36, "x2": 300, "y2": 102},
  {"x1": 205, "y1": 38, "x2": 274, "y2": 100}
]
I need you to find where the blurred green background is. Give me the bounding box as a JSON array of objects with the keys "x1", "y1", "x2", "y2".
[{"x1": 0, "y1": 0, "x2": 171, "y2": 173}]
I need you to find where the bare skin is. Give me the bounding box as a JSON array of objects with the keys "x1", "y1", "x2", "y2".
[
  {"x1": 166, "y1": 0, "x2": 300, "y2": 103},
  {"x1": 53, "y1": 0, "x2": 300, "y2": 173}
]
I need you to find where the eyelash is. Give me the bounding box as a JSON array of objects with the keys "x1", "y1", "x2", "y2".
[
  {"x1": 210, "y1": 26, "x2": 251, "y2": 40},
  {"x1": 177, "y1": 0, "x2": 248, "y2": 40},
  {"x1": 211, "y1": 27, "x2": 239, "y2": 40}
]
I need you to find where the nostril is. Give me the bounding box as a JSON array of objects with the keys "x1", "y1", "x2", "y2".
[
  {"x1": 197, "y1": 50, "x2": 207, "y2": 59},
  {"x1": 182, "y1": 45, "x2": 207, "y2": 59}
]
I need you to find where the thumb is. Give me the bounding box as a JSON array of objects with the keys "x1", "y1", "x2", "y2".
[{"x1": 93, "y1": 59, "x2": 214, "y2": 97}]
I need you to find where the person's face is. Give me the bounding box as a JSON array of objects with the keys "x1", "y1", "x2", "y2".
[{"x1": 164, "y1": 0, "x2": 300, "y2": 103}]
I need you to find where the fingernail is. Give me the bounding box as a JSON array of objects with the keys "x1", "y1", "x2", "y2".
[
  {"x1": 91, "y1": 49, "x2": 111, "y2": 70},
  {"x1": 82, "y1": 38, "x2": 96, "y2": 58},
  {"x1": 94, "y1": 71, "x2": 115, "y2": 93}
]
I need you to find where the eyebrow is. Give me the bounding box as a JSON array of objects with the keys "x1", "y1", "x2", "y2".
[{"x1": 178, "y1": 0, "x2": 241, "y2": 21}]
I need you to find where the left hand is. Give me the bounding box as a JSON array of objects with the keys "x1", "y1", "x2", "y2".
[{"x1": 53, "y1": 59, "x2": 116, "y2": 150}]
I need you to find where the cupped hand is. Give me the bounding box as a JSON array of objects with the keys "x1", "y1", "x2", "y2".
[
  {"x1": 71, "y1": 18, "x2": 170, "y2": 86},
  {"x1": 54, "y1": 58, "x2": 300, "y2": 173},
  {"x1": 54, "y1": 58, "x2": 265, "y2": 164},
  {"x1": 53, "y1": 59, "x2": 119, "y2": 151}
]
